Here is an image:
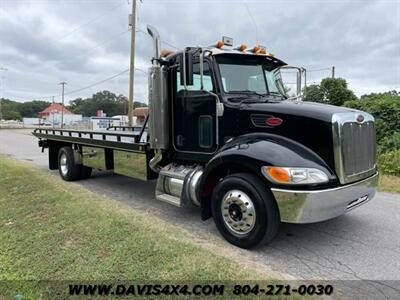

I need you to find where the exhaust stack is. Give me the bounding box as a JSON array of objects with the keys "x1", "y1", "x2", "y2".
[
  {"x1": 147, "y1": 25, "x2": 161, "y2": 65},
  {"x1": 147, "y1": 25, "x2": 169, "y2": 172}
]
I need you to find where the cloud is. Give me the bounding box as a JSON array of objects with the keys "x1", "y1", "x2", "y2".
[{"x1": 0, "y1": 0, "x2": 399, "y2": 104}]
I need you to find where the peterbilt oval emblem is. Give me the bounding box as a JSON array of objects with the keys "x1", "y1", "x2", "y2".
[
  {"x1": 265, "y1": 117, "x2": 283, "y2": 126},
  {"x1": 356, "y1": 115, "x2": 364, "y2": 123}
]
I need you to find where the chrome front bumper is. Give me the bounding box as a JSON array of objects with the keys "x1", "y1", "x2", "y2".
[{"x1": 271, "y1": 172, "x2": 379, "y2": 223}]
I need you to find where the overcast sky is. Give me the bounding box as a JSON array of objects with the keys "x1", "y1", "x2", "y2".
[{"x1": 0, "y1": 0, "x2": 399, "y2": 104}]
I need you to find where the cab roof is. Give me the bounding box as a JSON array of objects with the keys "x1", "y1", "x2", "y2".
[{"x1": 162, "y1": 46, "x2": 287, "y2": 69}]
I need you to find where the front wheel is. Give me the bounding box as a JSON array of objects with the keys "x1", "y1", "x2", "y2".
[{"x1": 211, "y1": 173, "x2": 280, "y2": 249}]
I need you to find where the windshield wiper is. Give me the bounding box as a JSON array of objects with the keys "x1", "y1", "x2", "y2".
[
  {"x1": 229, "y1": 90, "x2": 266, "y2": 97},
  {"x1": 268, "y1": 91, "x2": 286, "y2": 99}
]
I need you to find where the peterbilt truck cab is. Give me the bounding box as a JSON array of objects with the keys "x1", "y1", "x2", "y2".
[
  {"x1": 34, "y1": 25, "x2": 378, "y2": 249},
  {"x1": 147, "y1": 25, "x2": 377, "y2": 248}
]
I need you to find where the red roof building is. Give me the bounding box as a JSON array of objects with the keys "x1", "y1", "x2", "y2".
[
  {"x1": 133, "y1": 107, "x2": 149, "y2": 125},
  {"x1": 39, "y1": 103, "x2": 73, "y2": 118}
]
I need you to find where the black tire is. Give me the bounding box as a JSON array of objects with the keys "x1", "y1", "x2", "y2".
[
  {"x1": 80, "y1": 166, "x2": 92, "y2": 179},
  {"x1": 58, "y1": 146, "x2": 82, "y2": 181},
  {"x1": 211, "y1": 173, "x2": 280, "y2": 249}
]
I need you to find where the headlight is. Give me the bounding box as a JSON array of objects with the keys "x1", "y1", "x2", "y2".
[{"x1": 261, "y1": 166, "x2": 329, "y2": 185}]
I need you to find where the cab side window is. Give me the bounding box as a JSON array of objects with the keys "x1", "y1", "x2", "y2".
[{"x1": 176, "y1": 62, "x2": 213, "y2": 92}]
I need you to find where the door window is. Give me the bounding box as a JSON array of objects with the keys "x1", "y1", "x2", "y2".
[
  {"x1": 176, "y1": 62, "x2": 213, "y2": 92},
  {"x1": 199, "y1": 115, "x2": 213, "y2": 148}
]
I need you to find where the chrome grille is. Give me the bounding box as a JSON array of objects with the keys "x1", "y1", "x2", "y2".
[
  {"x1": 342, "y1": 121, "x2": 376, "y2": 176},
  {"x1": 332, "y1": 112, "x2": 376, "y2": 184}
]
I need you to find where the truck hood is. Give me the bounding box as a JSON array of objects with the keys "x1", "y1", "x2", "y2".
[
  {"x1": 234, "y1": 100, "x2": 361, "y2": 173},
  {"x1": 239, "y1": 100, "x2": 357, "y2": 122}
]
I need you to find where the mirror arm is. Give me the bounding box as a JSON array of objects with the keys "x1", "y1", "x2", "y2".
[
  {"x1": 182, "y1": 49, "x2": 187, "y2": 90},
  {"x1": 200, "y1": 49, "x2": 224, "y2": 118},
  {"x1": 200, "y1": 48, "x2": 204, "y2": 90}
]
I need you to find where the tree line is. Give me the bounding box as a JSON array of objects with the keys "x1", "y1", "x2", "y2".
[
  {"x1": 304, "y1": 78, "x2": 400, "y2": 176},
  {"x1": 0, "y1": 91, "x2": 147, "y2": 120},
  {"x1": 1, "y1": 81, "x2": 398, "y2": 174}
]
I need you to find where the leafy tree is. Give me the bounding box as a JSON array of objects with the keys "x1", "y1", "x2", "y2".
[
  {"x1": 1, "y1": 98, "x2": 22, "y2": 120},
  {"x1": 69, "y1": 91, "x2": 147, "y2": 117},
  {"x1": 20, "y1": 100, "x2": 50, "y2": 118},
  {"x1": 344, "y1": 91, "x2": 400, "y2": 153},
  {"x1": 378, "y1": 150, "x2": 400, "y2": 176},
  {"x1": 2, "y1": 109, "x2": 22, "y2": 120},
  {"x1": 1, "y1": 98, "x2": 51, "y2": 120},
  {"x1": 68, "y1": 97, "x2": 84, "y2": 113},
  {"x1": 304, "y1": 77, "x2": 357, "y2": 106},
  {"x1": 133, "y1": 101, "x2": 147, "y2": 109}
]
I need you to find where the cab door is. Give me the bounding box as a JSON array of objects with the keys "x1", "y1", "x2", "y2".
[{"x1": 172, "y1": 60, "x2": 217, "y2": 153}]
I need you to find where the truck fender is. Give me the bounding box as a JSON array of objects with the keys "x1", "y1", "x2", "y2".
[{"x1": 199, "y1": 132, "x2": 335, "y2": 220}]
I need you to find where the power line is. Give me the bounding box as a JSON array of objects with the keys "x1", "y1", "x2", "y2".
[
  {"x1": 245, "y1": 4, "x2": 259, "y2": 44},
  {"x1": 84, "y1": 30, "x2": 130, "y2": 56},
  {"x1": 161, "y1": 39, "x2": 181, "y2": 51},
  {"x1": 3, "y1": 69, "x2": 129, "y2": 100},
  {"x1": 4, "y1": 66, "x2": 147, "y2": 101},
  {"x1": 58, "y1": 1, "x2": 127, "y2": 42},
  {"x1": 64, "y1": 69, "x2": 130, "y2": 96},
  {"x1": 136, "y1": 27, "x2": 181, "y2": 50}
]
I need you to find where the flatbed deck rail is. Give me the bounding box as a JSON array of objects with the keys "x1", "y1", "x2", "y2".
[
  {"x1": 106, "y1": 125, "x2": 142, "y2": 131},
  {"x1": 33, "y1": 128, "x2": 148, "y2": 153}
]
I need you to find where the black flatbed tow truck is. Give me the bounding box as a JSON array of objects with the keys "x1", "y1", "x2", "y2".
[{"x1": 33, "y1": 25, "x2": 378, "y2": 249}]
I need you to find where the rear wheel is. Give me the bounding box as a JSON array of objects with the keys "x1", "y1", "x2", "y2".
[
  {"x1": 211, "y1": 173, "x2": 280, "y2": 249},
  {"x1": 58, "y1": 146, "x2": 82, "y2": 181}
]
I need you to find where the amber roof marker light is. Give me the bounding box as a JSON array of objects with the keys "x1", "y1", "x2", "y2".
[
  {"x1": 252, "y1": 45, "x2": 261, "y2": 53},
  {"x1": 234, "y1": 44, "x2": 248, "y2": 52},
  {"x1": 216, "y1": 40, "x2": 224, "y2": 49}
]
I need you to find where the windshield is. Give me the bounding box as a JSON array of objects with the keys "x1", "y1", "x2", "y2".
[{"x1": 216, "y1": 55, "x2": 286, "y2": 101}]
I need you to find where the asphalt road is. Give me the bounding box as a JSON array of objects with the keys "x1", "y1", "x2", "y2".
[{"x1": 1, "y1": 129, "x2": 400, "y2": 291}]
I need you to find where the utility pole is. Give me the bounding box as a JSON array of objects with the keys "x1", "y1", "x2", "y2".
[
  {"x1": 331, "y1": 66, "x2": 335, "y2": 78},
  {"x1": 128, "y1": 0, "x2": 136, "y2": 127},
  {"x1": 52, "y1": 96, "x2": 55, "y2": 129},
  {"x1": 0, "y1": 67, "x2": 8, "y2": 121},
  {"x1": 59, "y1": 81, "x2": 67, "y2": 128}
]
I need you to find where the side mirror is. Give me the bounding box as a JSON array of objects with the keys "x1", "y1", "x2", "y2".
[
  {"x1": 179, "y1": 49, "x2": 193, "y2": 87},
  {"x1": 276, "y1": 65, "x2": 305, "y2": 100}
]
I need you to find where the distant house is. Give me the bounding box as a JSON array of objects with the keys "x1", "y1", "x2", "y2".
[
  {"x1": 38, "y1": 103, "x2": 73, "y2": 118},
  {"x1": 38, "y1": 103, "x2": 82, "y2": 126},
  {"x1": 134, "y1": 107, "x2": 149, "y2": 125}
]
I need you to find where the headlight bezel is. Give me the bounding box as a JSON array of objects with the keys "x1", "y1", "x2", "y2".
[{"x1": 261, "y1": 166, "x2": 329, "y2": 185}]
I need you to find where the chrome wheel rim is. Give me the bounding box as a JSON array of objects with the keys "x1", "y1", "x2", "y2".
[
  {"x1": 60, "y1": 153, "x2": 68, "y2": 176},
  {"x1": 221, "y1": 190, "x2": 256, "y2": 235}
]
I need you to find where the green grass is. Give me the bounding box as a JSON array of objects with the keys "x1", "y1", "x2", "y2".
[
  {"x1": 0, "y1": 155, "x2": 275, "y2": 299},
  {"x1": 379, "y1": 174, "x2": 400, "y2": 194}
]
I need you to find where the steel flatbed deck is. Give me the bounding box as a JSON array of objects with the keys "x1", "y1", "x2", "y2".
[{"x1": 32, "y1": 128, "x2": 149, "y2": 153}]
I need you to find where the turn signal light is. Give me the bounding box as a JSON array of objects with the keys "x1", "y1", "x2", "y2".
[
  {"x1": 261, "y1": 166, "x2": 329, "y2": 185},
  {"x1": 265, "y1": 167, "x2": 290, "y2": 183}
]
